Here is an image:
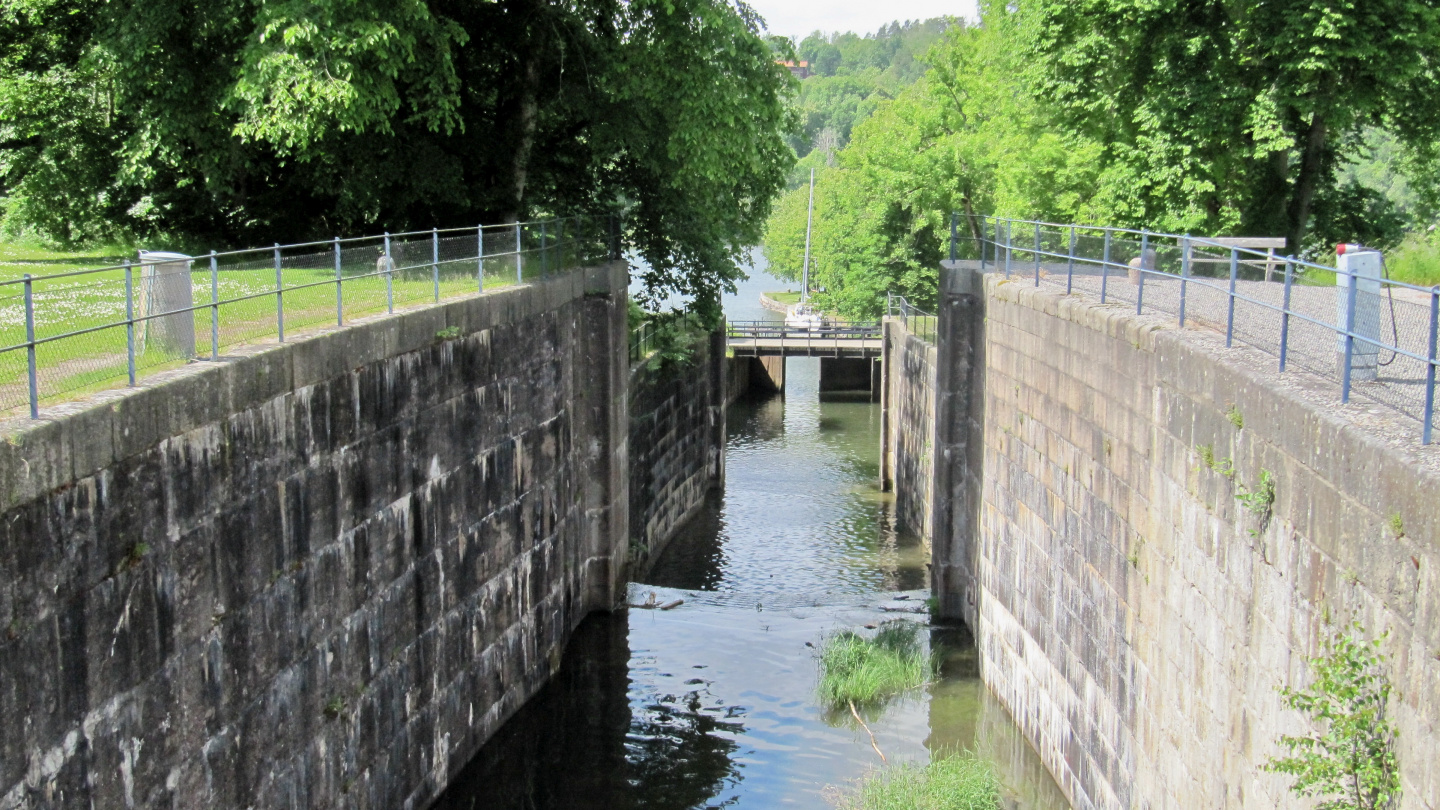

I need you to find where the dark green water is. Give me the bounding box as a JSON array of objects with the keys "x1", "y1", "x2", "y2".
[{"x1": 432, "y1": 267, "x2": 1068, "y2": 810}]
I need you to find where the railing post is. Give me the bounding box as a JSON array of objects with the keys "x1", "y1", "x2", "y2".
[
  {"x1": 978, "y1": 215, "x2": 987, "y2": 270},
  {"x1": 1179, "y1": 236, "x2": 1190, "y2": 327},
  {"x1": 1225, "y1": 246, "x2": 1238, "y2": 347},
  {"x1": 124, "y1": 262, "x2": 136, "y2": 386},
  {"x1": 1004, "y1": 220, "x2": 1012, "y2": 278},
  {"x1": 432, "y1": 228, "x2": 440, "y2": 303},
  {"x1": 384, "y1": 232, "x2": 394, "y2": 314},
  {"x1": 949, "y1": 211, "x2": 958, "y2": 262},
  {"x1": 1423, "y1": 286, "x2": 1437, "y2": 445},
  {"x1": 274, "y1": 244, "x2": 284, "y2": 342},
  {"x1": 1280, "y1": 256, "x2": 1294, "y2": 372},
  {"x1": 24, "y1": 274, "x2": 38, "y2": 418},
  {"x1": 1066, "y1": 224, "x2": 1076, "y2": 294},
  {"x1": 515, "y1": 222, "x2": 524, "y2": 283},
  {"x1": 1033, "y1": 221, "x2": 1041, "y2": 286},
  {"x1": 1100, "y1": 228, "x2": 1111, "y2": 303},
  {"x1": 1342, "y1": 260, "x2": 1358, "y2": 403},
  {"x1": 540, "y1": 220, "x2": 548, "y2": 278},
  {"x1": 1137, "y1": 231, "x2": 1148, "y2": 314},
  {"x1": 478, "y1": 225, "x2": 485, "y2": 292},
  {"x1": 210, "y1": 251, "x2": 219, "y2": 360},
  {"x1": 334, "y1": 237, "x2": 343, "y2": 326}
]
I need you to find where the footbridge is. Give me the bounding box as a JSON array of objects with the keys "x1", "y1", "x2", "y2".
[
  {"x1": 725, "y1": 320, "x2": 882, "y2": 358},
  {"x1": 726, "y1": 320, "x2": 883, "y2": 397}
]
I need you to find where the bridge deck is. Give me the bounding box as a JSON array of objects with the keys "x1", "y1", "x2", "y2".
[
  {"x1": 726, "y1": 336, "x2": 883, "y2": 357},
  {"x1": 725, "y1": 321, "x2": 883, "y2": 357}
]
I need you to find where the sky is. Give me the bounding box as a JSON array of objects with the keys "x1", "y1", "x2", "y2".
[{"x1": 746, "y1": 0, "x2": 980, "y2": 41}]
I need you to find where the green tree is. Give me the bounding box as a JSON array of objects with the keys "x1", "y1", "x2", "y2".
[
  {"x1": 1264, "y1": 623, "x2": 1400, "y2": 810},
  {"x1": 763, "y1": 4, "x2": 1102, "y2": 317},
  {"x1": 787, "y1": 18, "x2": 952, "y2": 168},
  {"x1": 1021, "y1": 0, "x2": 1440, "y2": 255},
  {"x1": 0, "y1": 0, "x2": 792, "y2": 317}
]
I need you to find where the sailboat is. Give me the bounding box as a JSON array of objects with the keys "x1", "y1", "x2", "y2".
[{"x1": 784, "y1": 168, "x2": 826, "y2": 331}]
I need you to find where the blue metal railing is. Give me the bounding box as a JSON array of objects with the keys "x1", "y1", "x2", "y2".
[
  {"x1": 885, "y1": 294, "x2": 937, "y2": 344},
  {"x1": 951, "y1": 214, "x2": 1440, "y2": 445},
  {"x1": 2, "y1": 214, "x2": 621, "y2": 418}
]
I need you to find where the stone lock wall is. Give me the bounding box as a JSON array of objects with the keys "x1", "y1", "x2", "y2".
[
  {"x1": 881, "y1": 318, "x2": 937, "y2": 541},
  {"x1": 627, "y1": 331, "x2": 726, "y2": 574},
  {"x1": 0, "y1": 264, "x2": 630, "y2": 809},
  {"x1": 933, "y1": 264, "x2": 1439, "y2": 809}
]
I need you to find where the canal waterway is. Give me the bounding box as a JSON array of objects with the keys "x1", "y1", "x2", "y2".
[{"x1": 432, "y1": 263, "x2": 1068, "y2": 810}]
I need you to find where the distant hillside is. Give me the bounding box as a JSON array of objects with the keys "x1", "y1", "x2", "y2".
[{"x1": 780, "y1": 19, "x2": 953, "y2": 188}]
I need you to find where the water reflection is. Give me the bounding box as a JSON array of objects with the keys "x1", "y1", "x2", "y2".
[
  {"x1": 435, "y1": 585, "x2": 1068, "y2": 809},
  {"x1": 646, "y1": 360, "x2": 928, "y2": 597}
]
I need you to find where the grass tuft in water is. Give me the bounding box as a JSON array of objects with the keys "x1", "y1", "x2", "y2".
[
  {"x1": 837, "y1": 754, "x2": 1001, "y2": 810},
  {"x1": 817, "y1": 620, "x2": 934, "y2": 709}
]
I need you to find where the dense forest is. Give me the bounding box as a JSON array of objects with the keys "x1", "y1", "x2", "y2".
[
  {"x1": 765, "y1": 0, "x2": 1440, "y2": 317},
  {"x1": 0, "y1": 0, "x2": 794, "y2": 316},
  {"x1": 778, "y1": 20, "x2": 950, "y2": 188}
]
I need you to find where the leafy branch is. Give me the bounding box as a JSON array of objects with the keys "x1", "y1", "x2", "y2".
[
  {"x1": 1237, "y1": 468, "x2": 1276, "y2": 528},
  {"x1": 1264, "y1": 622, "x2": 1400, "y2": 810}
]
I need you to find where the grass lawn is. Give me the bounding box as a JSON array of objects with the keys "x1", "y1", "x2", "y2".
[
  {"x1": 765, "y1": 290, "x2": 802, "y2": 305},
  {"x1": 0, "y1": 237, "x2": 597, "y2": 415},
  {"x1": 0, "y1": 240, "x2": 130, "y2": 281}
]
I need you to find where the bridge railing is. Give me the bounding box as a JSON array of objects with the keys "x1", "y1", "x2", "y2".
[
  {"x1": 885, "y1": 294, "x2": 937, "y2": 344},
  {"x1": 725, "y1": 320, "x2": 880, "y2": 338},
  {"x1": 953, "y1": 214, "x2": 1439, "y2": 445},
  {"x1": 2, "y1": 214, "x2": 620, "y2": 418}
]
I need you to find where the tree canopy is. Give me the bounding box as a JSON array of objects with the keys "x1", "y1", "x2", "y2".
[
  {"x1": 781, "y1": 19, "x2": 952, "y2": 185},
  {"x1": 1021, "y1": 0, "x2": 1440, "y2": 255},
  {"x1": 0, "y1": 0, "x2": 794, "y2": 318},
  {"x1": 764, "y1": 0, "x2": 1440, "y2": 316},
  {"x1": 764, "y1": 7, "x2": 1102, "y2": 317}
]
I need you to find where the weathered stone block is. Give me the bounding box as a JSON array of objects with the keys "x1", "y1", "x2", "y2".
[
  {"x1": 938, "y1": 272, "x2": 1440, "y2": 810},
  {"x1": 0, "y1": 262, "x2": 633, "y2": 809}
]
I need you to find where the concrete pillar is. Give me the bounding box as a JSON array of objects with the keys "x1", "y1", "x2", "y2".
[
  {"x1": 748, "y1": 355, "x2": 785, "y2": 394},
  {"x1": 879, "y1": 320, "x2": 895, "y2": 492},
  {"x1": 723, "y1": 355, "x2": 751, "y2": 406},
  {"x1": 818, "y1": 357, "x2": 874, "y2": 392},
  {"x1": 577, "y1": 261, "x2": 632, "y2": 611},
  {"x1": 707, "y1": 330, "x2": 727, "y2": 487},
  {"x1": 931, "y1": 260, "x2": 987, "y2": 626}
]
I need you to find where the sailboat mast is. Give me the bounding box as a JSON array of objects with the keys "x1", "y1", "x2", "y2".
[{"x1": 801, "y1": 168, "x2": 815, "y2": 305}]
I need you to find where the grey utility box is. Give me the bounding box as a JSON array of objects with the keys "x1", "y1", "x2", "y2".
[
  {"x1": 137, "y1": 251, "x2": 196, "y2": 358},
  {"x1": 1334, "y1": 245, "x2": 1383, "y2": 381}
]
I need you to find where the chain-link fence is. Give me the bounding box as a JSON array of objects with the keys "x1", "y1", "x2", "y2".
[
  {"x1": 955, "y1": 215, "x2": 1439, "y2": 445},
  {"x1": 886, "y1": 293, "x2": 937, "y2": 344},
  {"x1": 1, "y1": 215, "x2": 619, "y2": 418}
]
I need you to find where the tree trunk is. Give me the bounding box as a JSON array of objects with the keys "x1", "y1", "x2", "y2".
[
  {"x1": 505, "y1": 49, "x2": 541, "y2": 222},
  {"x1": 1285, "y1": 110, "x2": 1328, "y2": 255},
  {"x1": 961, "y1": 195, "x2": 981, "y2": 244}
]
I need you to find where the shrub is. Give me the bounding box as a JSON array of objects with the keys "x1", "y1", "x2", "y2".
[
  {"x1": 817, "y1": 621, "x2": 935, "y2": 709},
  {"x1": 837, "y1": 754, "x2": 1000, "y2": 810},
  {"x1": 1386, "y1": 231, "x2": 1440, "y2": 288},
  {"x1": 1263, "y1": 622, "x2": 1400, "y2": 810}
]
